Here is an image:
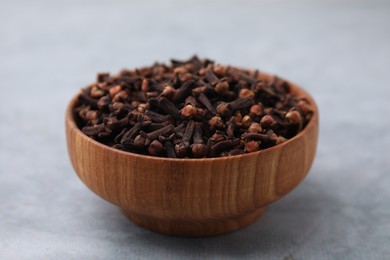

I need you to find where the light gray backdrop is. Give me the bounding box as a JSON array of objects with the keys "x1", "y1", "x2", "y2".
[{"x1": 1, "y1": 0, "x2": 389, "y2": 259}]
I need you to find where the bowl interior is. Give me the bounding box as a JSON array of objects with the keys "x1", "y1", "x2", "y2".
[{"x1": 66, "y1": 71, "x2": 318, "y2": 163}]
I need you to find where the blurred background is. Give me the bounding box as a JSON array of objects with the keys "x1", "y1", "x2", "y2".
[{"x1": 1, "y1": 0, "x2": 389, "y2": 259}]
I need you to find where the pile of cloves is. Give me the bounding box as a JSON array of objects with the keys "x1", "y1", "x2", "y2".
[{"x1": 74, "y1": 56, "x2": 313, "y2": 158}]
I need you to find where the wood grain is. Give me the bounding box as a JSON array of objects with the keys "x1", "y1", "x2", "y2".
[{"x1": 66, "y1": 73, "x2": 319, "y2": 236}]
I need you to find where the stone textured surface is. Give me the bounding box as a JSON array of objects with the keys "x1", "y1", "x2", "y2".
[{"x1": 1, "y1": 0, "x2": 389, "y2": 259}]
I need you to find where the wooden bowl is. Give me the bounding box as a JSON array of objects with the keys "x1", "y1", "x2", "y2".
[{"x1": 66, "y1": 72, "x2": 319, "y2": 237}]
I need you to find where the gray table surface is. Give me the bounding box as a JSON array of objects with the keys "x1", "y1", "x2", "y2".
[{"x1": 1, "y1": 0, "x2": 389, "y2": 259}]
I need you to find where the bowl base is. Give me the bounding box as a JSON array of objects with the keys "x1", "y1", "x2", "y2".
[{"x1": 121, "y1": 207, "x2": 266, "y2": 237}]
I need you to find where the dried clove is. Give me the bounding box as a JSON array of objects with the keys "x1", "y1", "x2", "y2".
[
  {"x1": 174, "y1": 120, "x2": 195, "y2": 157},
  {"x1": 205, "y1": 68, "x2": 219, "y2": 85},
  {"x1": 197, "y1": 93, "x2": 216, "y2": 115},
  {"x1": 175, "y1": 79, "x2": 196, "y2": 102},
  {"x1": 82, "y1": 123, "x2": 105, "y2": 136},
  {"x1": 180, "y1": 104, "x2": 198, "y2": 119},
  {"x1": 191, "y1": 124, "x2": 209, "y2": 158},
  {"x1": 148, "y1": 140, "x2": 163, "y2": 156},
  {"x1": 245, "y1": 140, "x2": 261, "y2": 153},
  {"x1": 142, "y1": 124, "x2": 174, "y2": 140},
  {"x1": 211, "y1": 139, "x2": 239, "y2": 154},
  {"x1": 146, "y1": 110, "x2": 172, "y2": 123},
  {"x1": 164, "y1": 141, "x2": 177, "y2": 158}
]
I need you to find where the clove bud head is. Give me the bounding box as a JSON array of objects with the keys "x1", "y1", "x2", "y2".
[
  {"x1": 175, "y1": 142, "x2": 190, "y2": 158},
  {"x1": 260, "y1": 115, "x2": 276, "y2": 128},
  {"x1": 148, "y1": 140, "x2": 163, "y2": 156},
  {"x1": 191, "y1": 144, "x2": 209, "y2": 158},
  {"x1": 285, "y1": 110, "x2": 302, "y2": 125},
  {"x1": 208, "y1": 116, "x2": 225, "y2": 130},
  {"x1": 162, "y1": 85, "x2": 177, "y2": 100},
  {"x1": 214, "y1": 80, "x2": 229, "y2": 95},
  {"x1": 181, "y1": 104, "x2": 198, "y2": 119},
  {"x1": 239, "y1": 88, "x2": 255, "y2": 99},
  {"x1": 245, "y1": 140, "x2": 261, "y2": 153}
]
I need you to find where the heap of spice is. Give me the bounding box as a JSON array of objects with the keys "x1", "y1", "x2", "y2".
[{"x1": 74, "y1": 56, "x2": 313, "y2": 158}]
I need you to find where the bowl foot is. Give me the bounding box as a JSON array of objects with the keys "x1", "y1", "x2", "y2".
[{"x1": 121, "y1": 207, "x2": 266, "y2": 237}]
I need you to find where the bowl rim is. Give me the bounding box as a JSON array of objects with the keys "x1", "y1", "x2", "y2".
[{"x1": 66, "y1": 71, "x2": 318, "y2": 163}]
